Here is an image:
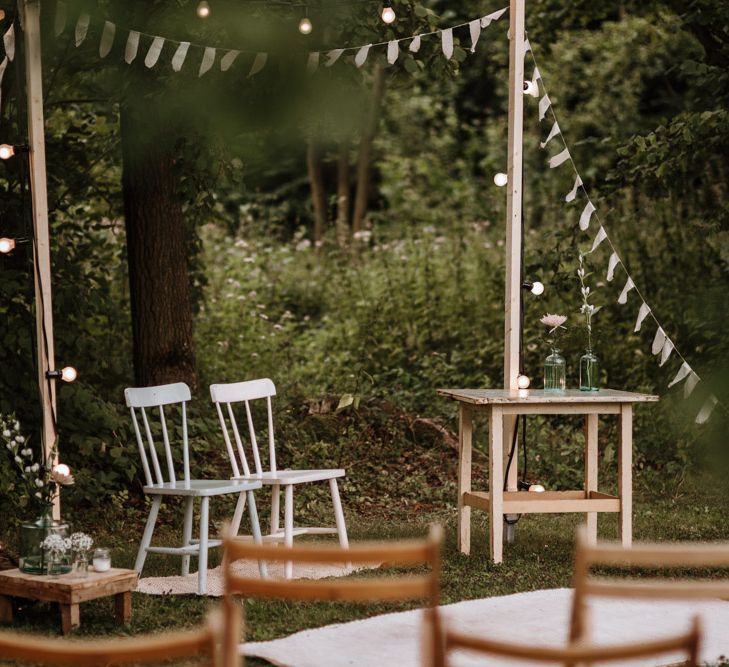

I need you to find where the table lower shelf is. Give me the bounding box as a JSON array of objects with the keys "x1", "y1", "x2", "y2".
[{"x1": 463, "y1": 490, "x2": 620, "y2": 514}]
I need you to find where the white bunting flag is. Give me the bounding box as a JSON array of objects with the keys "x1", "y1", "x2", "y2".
[
  {"x1": 695, "y1": 395, "x2": 718, "y2": 425},
  {"x1": 198, "y1": 47, "x2": 216, "y2": 76},
  {"x1": 634, "y1": 302, "x2": 651, "y2": 332},
  {"x1": 145, "y1": 36, "x2": 165, "y2": 68},
  {"x1": 171, "y1": 42, "x2": 190, "y2": 72},
  {"x1": 523, "y1": 38, "x2": 531, "y2": 53},
  {"x1": 606, "y1": 252, "x2": 619, "y2": 281},
  {"x1": 659, "y1": 338, "x2": 674, "y2": 366},
  {"x1": 590, "y1": 226, "x2": 607, "y2": 253},
  {"x1": 441, "y1": 28, "x2": 454, "y2": 59},
  {"x1": 248, "y1": 52, "x2": 267, "y2": 77},
  {"x1": 469, "y1": 20, "x2": 481, "y2": 52},
  {"x1": 668, "y1": 362, "x2": 692, "y2": 389},
  {"x1": 481, "y1": 7, "x2": 507, "y2": 27},
  {"x1": 2, "y1": 25, "x2": 13, "y2": 62},
  {"x1": 684, "y1": 372, "x2": 700, "y2": 398},
  {"x1": 307, "y1": 52, "x2": 320, "y2": 74},
  {"x1": 0, "y1": 56, "x2": 7, "y2": 111},
  {"x1": 618, "y1": 276, "x2": 635, "y2": 305},
  {"x1": 532, "y1": 66, "x2": 541, "y2": 85},
  {"x1": 409, "y1": 36, "x2": 421, "y2": 53},
  {"x1": 387, "y1": 40, "x2": 399, "y2": 65},
  {"x1": 538, "y1": 94, "x2": 551, "y2": 121},
  {"x1": 220, "y1": 50, "x2": 239, "y2": 72},
  {"x1": 549, "y1": 148, "x2": 570, "y2": 169},
  {"x1": 99, "y1": 21, "x2": 115, "y2": 58},
  {"x1": 125, "y1": 31, "x2": 140, "y2": 64},
  {"x1": 75, "y1": 14, "x2": 90, "y2": 48},
  {"x1": 325, "y1": 49, "x2": 344, "y2": 67},
  {"x1": 566, "y1": 175, "x2": 583, "y2": 202},
  {"x1": 54, "y1": 1, "x2": 67, "y2": 37},
  {"x1": 579, "y1": 201, "x2": 596, "y2": 231},
  {"x1": 355, "y1": 44, "x2": 371, "y2": 68},
  {"x1": 540, "y1": 121, "x2": 560, "y2": 149},
  {"x1": 651, "y1": 327, "x2": 666, "y2": 355}
]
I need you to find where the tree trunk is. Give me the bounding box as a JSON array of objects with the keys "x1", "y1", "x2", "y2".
[
  {"x1": 352, "y1": 64, "x2": 386, "y2": 233},
  {"x1": 306, "y1": 138, "x2": 328, "y2": 245},
  {"x1": 336, "y1": 140, "x2": 351, "y2": 246},
  {"x1": 120, "y1": 103, "x2": 199, "y2": 391}
]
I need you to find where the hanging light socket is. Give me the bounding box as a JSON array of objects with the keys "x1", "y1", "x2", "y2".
[
  {"x1": 46, "y1": 366, "x2": 78, "y2": 383},
  {"x1": 0, "y1": 144, "x2": 29, "y2": 160},
  {"x1": 522, "y1": 280, "x2": 545, "y2": 296},
  {"x1": 493, "y1": 172, "x2": 508, "y2": 187},
  {"x1": 381, "y1": 1, "x2": 396, "y2": 23},
  {"x1": 523, "y1": 80, "x2": 539, "y2": 97},
  {"x1": 298, "y1": 11, "x2": 313, "y2": 35},
  {"x1": 196, "y1": 1, "x2": 210, "y2": 18}
]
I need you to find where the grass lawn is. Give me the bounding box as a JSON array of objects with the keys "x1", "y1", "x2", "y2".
[{"x1": 1, "y1": 475, "x2": 727, "y2": 666}]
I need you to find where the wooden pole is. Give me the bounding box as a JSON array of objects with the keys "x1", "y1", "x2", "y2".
[
  {"x1": 503, "y1": 0, "x2": 525, "y2": 495},
  {"x1": 22, "y1": 0, "x2": 60, "y2": 518}
]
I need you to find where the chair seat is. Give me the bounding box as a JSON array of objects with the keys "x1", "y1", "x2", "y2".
[
  {"x1": 143, "y1": 479, "x2": 263, "y2": 497},
  {"x1": 232, "y1": 469, "x2": 345, "y2": 485}
]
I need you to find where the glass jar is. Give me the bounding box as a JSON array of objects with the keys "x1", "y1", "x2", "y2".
[
  {"x1": 19, "y1": 507, "x2": 71, "y2": 575},
  {"x1": 92, "y1": 548, "x2": 112, "y2": 572},
  {"x1": 580, "y1": 349, "x2": 600, "y2": 391},
  {"x1": 73, "y1": 552, "x2": 89, "y2": 578},
  {"x1": 544, "y1": 349, "x2": 566, "y2": 391}
]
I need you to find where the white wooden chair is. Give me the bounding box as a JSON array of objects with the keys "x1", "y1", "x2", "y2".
[
  {"x1": 210, "y1": 379, "x2": 349, "y2": 578},
  {"x1": 125, "y1": 382, "x2": 267, "y2": 595}
]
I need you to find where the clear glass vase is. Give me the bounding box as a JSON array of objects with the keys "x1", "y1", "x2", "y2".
[
  {"x1": 580, "y1": 349, "x2": 600, "y2": 391},
  {"x1": 19, "y1": 506, "x2": 71, "y2": 575},
  {"x1": 544, "y1": 349, "x2": 566, "y2": 391},
  {"x1": 73, "y1": 553, "x2": 89, "y2": 578}
]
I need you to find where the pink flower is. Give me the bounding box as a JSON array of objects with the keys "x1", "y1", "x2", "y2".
[{"x1": 540, "y1": 313, "x2": 568, "y2": 332}]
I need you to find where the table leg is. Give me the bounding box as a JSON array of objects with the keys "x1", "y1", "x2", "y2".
[
  {"x1": 0, "y1": 595, "x2": 12, "y2": 623},
  {"x1": 489, "y1": 406, "x2": 504, "y2": 563},
  {"x1": 618, "y1": 404, "x2": 633, "y2": 546},
  {"x1": 504, "y1": 415, "x2": 518, "y2": 492},
  {"x1": 60, "y1": 603, "x2": 80, "y2": 635},
  {"x1": 584, "y1": 413, "x2": 599, "y2": 544},
  {"x1": 114, "y1": 591, "x2": 132, "y2": 625},
  {"x1": 457, "y1": 404, "x2": 473, "y2": 555}
]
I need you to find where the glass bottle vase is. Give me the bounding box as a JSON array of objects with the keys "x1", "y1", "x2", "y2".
[
  {"x1": 544, "y1": 349, "x2": 566, "y2": 391},
  {"x1": 579, "y1": 349, "x2": 600, "y2": 391},
  {"x1": 19, "y1": 506, "x2": 71, "y2": 575}
]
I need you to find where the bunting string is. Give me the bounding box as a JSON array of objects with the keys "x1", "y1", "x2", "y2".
[{"x1": 526, "y1": 43, "x2": 721, "y2": 425}]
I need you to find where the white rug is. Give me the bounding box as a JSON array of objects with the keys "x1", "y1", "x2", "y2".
[
  {"x1": 137, "y1": 560, "x2": 378, "y2": 596},
  {"x1": 244, "y1": 588, "x2": 729, "y2": 666}
]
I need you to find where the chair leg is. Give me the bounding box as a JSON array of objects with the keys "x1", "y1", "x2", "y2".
[
  {"x1": 198, "y1": 496, "x2": 210, "y2": 595},
  {"x1": 271, "y1": 483, "x2": 281, "y2": 536},
  {"x1": 247, "y1": 490, "x2": 268, "y2": 579},
  {"x1": 181, "y1": 497, "x2": 194, "y2": 576},
  {"x1": 135, "y1": 496, "x2": 161, "y2": 575},
  {"x1": 284, "y1": 484, "x2": 294, "y2": 579},
  {"x1": 230, "y1": 492, "x2": 247, "y2": 537},
  {"x1": 329, "y1": 478, "x2": 349, "y2": 550}
]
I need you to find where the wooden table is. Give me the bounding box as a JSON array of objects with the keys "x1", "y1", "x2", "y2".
[
  {"x1": 0, "y1": 568, "x2": 138, "y2": 634},
  {"x1": 437, "y1": 388, "x2": 658, "y2": 562}
]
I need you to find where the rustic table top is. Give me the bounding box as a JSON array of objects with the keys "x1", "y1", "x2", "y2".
[
  {"x1": 437, "y1": 388, "x2": 659, "y2": 405},
  {"x1": 0, "y1": 567, "x2": 137, "y2": 594}
]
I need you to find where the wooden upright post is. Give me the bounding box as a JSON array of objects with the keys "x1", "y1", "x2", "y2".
[
  {"x1": 503, "y1": 0, "x2": 526, "y2": 494},
  {"x1": 22, "y1": 0, "x2": 60, "y2": 518}
]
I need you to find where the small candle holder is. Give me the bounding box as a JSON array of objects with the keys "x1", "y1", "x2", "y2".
[{"x1": 92, "y1": 548, "x2": 111, "y2": 572}]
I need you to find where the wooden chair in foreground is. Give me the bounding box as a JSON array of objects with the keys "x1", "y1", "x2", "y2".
[
  {"x1": 222, "y1": 524, "x2": 443, "y2": 666},
  {"x1": 438, "y1": 617, "x2": 701, "y2": 667},
  {"x1": 570, "y1": 525, "x2": 729, "y2": 644},
  {"x1": 0, "y1": 608, "x2": 232, "y2": 666}
]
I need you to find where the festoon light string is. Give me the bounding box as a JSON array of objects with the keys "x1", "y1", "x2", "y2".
[
  {"x1": 52, "y1": 1, "x2": 507, "y2": 77},
  {"x1": 524, "y1": 40, "x2": 721, "y2": 425}
]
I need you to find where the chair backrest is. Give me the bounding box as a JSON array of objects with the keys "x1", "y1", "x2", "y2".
[
  {"x1": 223, "y1": 524, "x2": 443, "y2": 665},
  {"x1": 570, "y1": 525, "x2": 729, "y2": 642},
  {"x1": 439, "y1": 617, "x2": 700, "y2": 667},
  {"x1": 209, "y1": 379, "x2": 277, "y2": 478},
  {"x1": 0, "y1": 609, "x2": 228, "y2": 666},
  {"x1": 125, "y1": 382, "x2": 192, "y2": 488}
]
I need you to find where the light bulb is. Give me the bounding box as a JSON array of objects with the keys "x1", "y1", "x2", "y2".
[
  {"x1": 517, "y1": 374, "x2": 531, "y2": 390},
  {"x1": 523, "y1": 80, "x2": 539, "y2": 97},
  {"x1": 0, "y1": 237, "x2": 16, "y2": 254},
  {"x1": 528, "y1": 484, "x2": 545, "y2": 493},
  {"x1": 493, "y1": 172, "x2": 508, "y2": 187},
  {"x1": 196, "y1": 1, "x2": 210, "y2": 18},
  {"x1": 381, "y1": 4, "x2": 396, "y2": 23},
  {"x1": 0, "y1": 144, "x2": 15, "y2": 160},
  {"x1": 531, "y1": 281, "x2": 545, "y2": 296},
  {"x1": 61, "y1": 366, "x2": 78, "y2": 383},
  {"x1": 54, "y1": 463, "x2": 71, "y2": 476},
  {"x1": 299, "y1": 16, "x2": 313, "y2": 34}
]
